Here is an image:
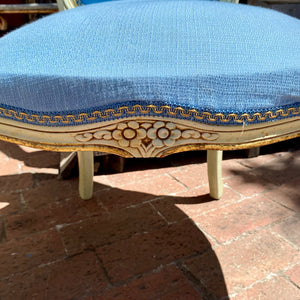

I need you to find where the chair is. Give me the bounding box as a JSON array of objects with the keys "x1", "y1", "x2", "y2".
[{"x1": 0, "y1": 0, "x2": 299, "y2": 200}]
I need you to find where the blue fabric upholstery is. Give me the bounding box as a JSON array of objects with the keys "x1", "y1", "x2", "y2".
[{"x1": 0, "y1": 0, "x2": 299, "y2": 126}]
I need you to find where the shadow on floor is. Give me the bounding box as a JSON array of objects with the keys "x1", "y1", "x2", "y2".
[{"x1": 0, "y1": 173, "x2": 228, "y2": 299}]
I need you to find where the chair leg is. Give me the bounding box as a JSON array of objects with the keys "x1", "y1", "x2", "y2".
[
  {"x1": 77, "y1": 151, "x2": 94, "y2": 200},
  {"x1": 207, "y1": 150, "x2": 223, "y2": 199}
]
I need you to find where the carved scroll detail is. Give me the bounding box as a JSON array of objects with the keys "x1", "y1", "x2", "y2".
[{"x1": 74, "y1": 120, "x2": 219, "y2": 156}]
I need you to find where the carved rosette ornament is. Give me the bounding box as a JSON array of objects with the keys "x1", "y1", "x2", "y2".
[
  {"x1": 147, "y1": 121, "x2": 181, "y2": 147},
  {"x1": 112, "y1": 121, "x2": 147, "y2": 148},
  {"x1": 74, "y1": 120, "x2": 219, "y2": 157}
]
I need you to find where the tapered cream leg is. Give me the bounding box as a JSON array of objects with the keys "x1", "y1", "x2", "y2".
[
  {"x1": 77, "y1": 151, "x2": 94, "y2": 200},
  {"x1": 207, "y1": 150, "x2": 223, "y2": 199}
]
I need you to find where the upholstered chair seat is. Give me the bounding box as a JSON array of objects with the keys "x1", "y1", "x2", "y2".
[{"x1": 0, "y1": 0, "x2": 299, "y2": 199}]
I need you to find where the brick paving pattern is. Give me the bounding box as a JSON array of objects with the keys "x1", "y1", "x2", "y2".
[{"x1": 0, "y1": 138, "x2": 299, "y2": 299}]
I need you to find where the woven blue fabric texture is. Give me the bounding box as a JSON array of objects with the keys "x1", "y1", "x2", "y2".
[{"x1": 0, "y1": 0, "x2": 299, "y2": 126}]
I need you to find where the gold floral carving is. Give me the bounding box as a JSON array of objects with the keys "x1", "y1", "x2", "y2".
[{"x1": 74, "y1": 120, "x2": 218, "y2": 156}]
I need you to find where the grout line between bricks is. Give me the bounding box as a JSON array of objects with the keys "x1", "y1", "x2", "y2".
[
  {"x1": 95, "y1": 199, "x2": 110, "y2": 214},
  {"x1": 104, "y1": 171, "x2": 178, "y2": 189},
  {"x1": 236, "y1": 154, "x2": 280, "y2": 170},
  {"x1": 0, "y1": 257, "x2": 66, "y2": 282},
  {"x1": 94, "y1": 251, "x2": 113, "y2": 288},
  {"x1": 0, "y1": 188, "x2": 30, "y2": 196},
  {"x1": 279, "y1": 259, "x2": 300, "y2": 290},
  {"x1": 177, "y1": 259, "x2": 219, "y2": 300},
  {"x1": 37, "y1": 257, "x2": 67, "y2": 269},
  {"x1": 94, "y1": 262, "x2": 166, "y2": 289},
  {"x1": 124, "y1": 195, "x2": 164, "y2": 209},
  {"x1": 55, "y1": 223, "x2": 82, "y2": 257},
  {"x1": 148, "y1": 201, "x2": 170, "y2": 225},
  {"x1": 236, "y1": 161, "x2": 255, "y2": 170},
  {"x1": 222, "y1": 183, "x2": 245, "y2": 200},
  {"x1": 0, "y1": 216, "x2": 7, "y2": 243},
  {"x1": 19, "y1": 192, "x2": 26, "y2": 212},
  {"x1": 165, "y1": 172, "x2": 190, "y2": 190},
  {"x1": 228, "y1": 272, "x2": 279, "y2": 299},
  {"x1": 268, "y1": 216, "x2": 300, "y2": 251},
  {"x1": 265, "y1": 192, "x2": 300, "y2": 214}
]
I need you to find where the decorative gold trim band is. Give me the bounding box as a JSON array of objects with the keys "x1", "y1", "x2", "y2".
[{"x1": 0, "y1": 105, "x2": 299, "y2": 126}]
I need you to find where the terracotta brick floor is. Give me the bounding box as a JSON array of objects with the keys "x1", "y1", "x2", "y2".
[{"x1": 0, "y1": 138, "x2": 299, "y2": 299}]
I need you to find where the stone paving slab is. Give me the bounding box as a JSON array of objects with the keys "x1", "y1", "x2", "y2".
[{"x1": 0, "y1": 138, "x2": 299, "y2": 299}]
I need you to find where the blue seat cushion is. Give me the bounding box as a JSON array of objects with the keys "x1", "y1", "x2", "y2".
[{"x1": 0, "y1": 0, "x2": 299, "y2": 126}]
